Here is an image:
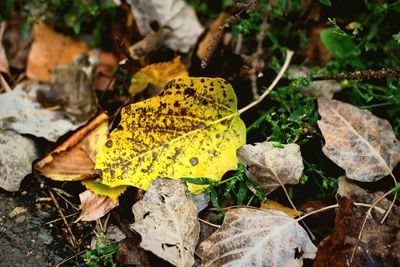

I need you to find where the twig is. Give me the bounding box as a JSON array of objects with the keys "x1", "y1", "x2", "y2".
[
  {"x1": 313, "y1": 68, "x2": 400, "y2": 81},
  {"x1": 250, "y1": 16, "x2": 269, "y2": 99},
  {"x1": 0, "y1": 73, "x2": 12, "y2": 92},
  {"x1": 198, "y1": 217, "x2": 221, "y2": 229},
  {"x1": 55, "y1": 249, "x2": 88, "y2": 267},
  {"x1": 239, "y1": 50, "x2": 294, "y2": 115},
  {"x1": 45, "y1": 211, "x2": 80, "y2": 224},
  {"x1": 350, "y1": 187, "x2": 397, "y2": 265},
  {"x1": 49, "y1": 190, "x2": 77, "y2": 246}
]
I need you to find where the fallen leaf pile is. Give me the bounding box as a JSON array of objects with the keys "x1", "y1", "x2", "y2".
[{"x1": 1, "y1": 3, "x2": 400, "y2": 267}]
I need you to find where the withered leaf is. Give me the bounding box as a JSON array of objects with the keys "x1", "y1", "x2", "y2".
[
  {"x1": 314, "y1": 196, "x2": 400, "y2": 267},
  {"x1": 0, "y1": 81, "x2": 85, "y2": 142},
  {"x1": 127, "y1": 0, "x2": 203, "y2": 53},
  {"x1": 0, "y1": 129, "x2": 38, "y2": 191},
  {"x1": 131, "y1": 179, "x2": 200, "y2": 267},
  {"x1": 197, "y1": 208, "x2": 317, "y2": 267},
  {"x1": 317, "y1": 97, "x2": 400, "y2": 182},
  {"x1": 337, "y1": 176, "x2": 400, "y2": 228},
  {"x1": 237, "y1": 141, "x2": 304, "y2": 194},
  {"x1": 76, "y1": 190, "x2": 118, "y2": 222},
  {"x1": 35, "y1": 114, "x2": 109, "y2": 181},
  {"x1": 27, "y1": 22, "x2": 117, "y2": 83},
  {"x1": 37, "y1": 51, "x2": 99, "y2": 123}
]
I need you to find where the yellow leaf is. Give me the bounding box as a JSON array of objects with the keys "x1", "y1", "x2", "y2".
[
  {"x1": 82, "y1": 180, "x2": 127, "y2": 203},
  {"x1": 129, "y1": 56, "x2": 188, "y2": 95},
  {"x1": 96, "y1": 77, "x2": 246, "y2": 191},
  {"x1": 260, "y1": 200, "x2": 303, "y2": 218}
]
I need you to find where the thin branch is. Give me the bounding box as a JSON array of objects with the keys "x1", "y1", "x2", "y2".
[
  {"x1": 238, "y1": 50, "x2": 294, "y2": 115},
  {"x1": 313, "y1": 68, "x2": 400, "y2": 81}
]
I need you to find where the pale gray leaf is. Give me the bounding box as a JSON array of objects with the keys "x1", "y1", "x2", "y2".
[
  {"x1": 131, "y1": 178, "x2": 200, "y2": 267},
  {"x1": 237, "y1": 141, "x2": 304, "y2": 194},
  {"x1": 317, "y1": 97, "x2": 400, "y2": 181},
  {"x1": 197, "y1": 208, "x2": 317, "y2": 267},
  {"x1": 0, "y1": 129, "x2": 38, "y2": 191}
]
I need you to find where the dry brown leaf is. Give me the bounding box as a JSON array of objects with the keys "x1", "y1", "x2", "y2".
[
  {"x1": 131, "y1": 178, "x2": 200, "y2": 267},
  {"x1": 35, "y1": 113, "x2": 108, "y2": 181},
  {"x1": 26, "y1": 22, "x2": 117, "y2": 85},
  {"x1": 77, "y1": 190, "x2": 118, "y2": 222},
  {"x1": 37, "y1": 51, "x2": 99, "y2": 123},
  {"x1": 117, "y1": 237, "x2": 151, "y2": 266},
  {"x1": 337, "y1": 176, "x2": 400, "y2": 228},
  {"x1": 317, "y1": 97, "x2": 400, "y2": 182},
  {"x1": 237, "y1": 141, "x2": 304, "y2": 194},
  {"x1": 0, "y1": 22, "x2": 10, "y2": 74},
  {"x1": 197, "y1": 208, "x2": 317, "y2": 267},
  {"x1": 127, "y1": 0, "x2": 203, "y2": 53},
  {"x1": 0, "y1": 129, "x2": 38, "y2": 191},
  {"x1": 314, "y1": 196, "x2": 400, "y2": 267},
  {"x1": 260, "y1": 200, "x2": 303, "y2": 218}
]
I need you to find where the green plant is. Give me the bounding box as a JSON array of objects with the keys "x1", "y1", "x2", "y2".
[{"x1": 81, "y1": 232, "x2": 118, "y2": 267}]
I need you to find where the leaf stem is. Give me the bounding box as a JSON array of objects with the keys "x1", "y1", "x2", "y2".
[{"x1": 238, "y1": 50, "x2": 294, "y2": 115}]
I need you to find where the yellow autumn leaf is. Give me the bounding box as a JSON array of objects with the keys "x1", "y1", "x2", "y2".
[
  {"x1": 129, "y1": 56, "x2": 188, "y2": 95},
  {"x1": 260, "y1": 200, "x2": 303, "y2": 218},
  {"x1": 96, "y1": 77, "x2": 246, "y2": 191},
  {"x1": 82, "y1": 180, "x2": 127, "y2": 203}
]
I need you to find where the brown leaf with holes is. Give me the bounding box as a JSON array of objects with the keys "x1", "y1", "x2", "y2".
[
  {"x1": 314, "y1": 196, "x2": 400, "y2": 267},
  {"x1": 197, "y1": 208, "x2": 317, "y2": 267},
  {"x1": 76, "y1": 190, "x2": 118, "y2": 221},
  {"x1": 131, "y1": 178, "x2": 200, "y2": 267},
  {"x1": 237, "y1": 141, "x2": 304, "y2": 194},
  {"x1": 35, "y1": 113, "x2": 108, "y2": 181},
  {"x1": 317, "y1": 97, "x2": 400, "y2": 182}
]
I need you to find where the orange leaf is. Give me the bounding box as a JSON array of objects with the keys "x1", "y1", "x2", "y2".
[{"x1": 27, "y1": 22, "x2": 117, "y2": 84}]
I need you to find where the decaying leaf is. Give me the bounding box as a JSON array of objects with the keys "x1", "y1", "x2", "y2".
[
  {"x1": 131, "y1": 179, "x2": 200, "y2": 267},
  {"x1": 76, "y1": 190, "x2": 118, "y2": 222},
  {"x1": 96, "y1": 77, "x2": 246, "y2": 191},
  {"x1": 197, "y1": 208, "x2": 317, "y2": 267},
  {"x1": 237, "y1": 141, "x2": 304, "y2": 194},
  {"x1": 260, "y1": 200, "x2": 303, "y2": 218},
  {"x1": 317, "y1": 97, "x2": 400, "y2": 182},
  {"x1": 117, "y1": 237, "x2": 151, "y2": 266},
  {"x1": 35, "y1": 114, "x2": 109, "y2": 181},
  {"x1": 314, "y1": 196, "x2": 400, "y2": 267},
  {"x1": 26, "y1": 22, "x2": 117, "y2": 84},
  {"x1": 288, "y1": 65, "x2": 342, "y2": 98},
  {"x1": 37, "y1": 51, "x2": 99, "y2": 123},
  {"x1": 0, "y1": 81, "x2": 84, "y2": 141},
  {"x1": 0, "y1": 129, "x2": 38, "y2": 191},
  {"x1": 0, "y1": 22, "x2": 10, "y2": 74},
  {"x1": 129, "y1": 56, "x2": 188, "y2": 95},
  {"x1": 127, "y1": 0, "x2": 203, "y2": 53},
  {"x1": 337, "y1": 176, "x2": 400, "y2": 227},
  {"x1": 82, "y1": 180, "x2": 127, "y2": 203}
]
